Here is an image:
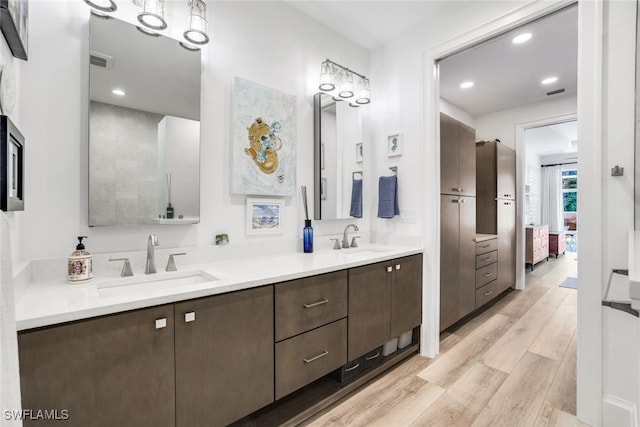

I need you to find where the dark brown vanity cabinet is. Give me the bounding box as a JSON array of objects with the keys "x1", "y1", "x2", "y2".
[
  {"x1": 18, "y1": 286, "x2": 274, "y2": 427},
  {"x1": 348, "y1": 254, "x2": 422, "y2": 360},
  {"x1": 175, "y1": 286, "x2": 274, "y2": 427},
  {"x1": 18, "y1": 305, "x2": 177, "y2": 427}
]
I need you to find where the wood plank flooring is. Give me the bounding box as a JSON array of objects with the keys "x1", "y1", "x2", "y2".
[{"x1": 305, "y1": 254, "x2": 589, "y2": 427}]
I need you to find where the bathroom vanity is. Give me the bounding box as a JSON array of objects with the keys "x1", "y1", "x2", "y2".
[{"x1": 15, "y1": 247, "x2": 422, "y2": 427}]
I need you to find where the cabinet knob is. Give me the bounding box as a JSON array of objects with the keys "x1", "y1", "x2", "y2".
[
  {"x1": 459, "y1": 198, "x2": 465, "y2": 204},
  {"x1": 484, "y1": 272, "x2": 493, "y2": 277},
  {"x1": 452, "y1": 199, "x2": 460, "y2": 204},
  {"x1": 155, "y1": 318, "x2": 167, "y2": 329},
  {"x1": 185, "y1": 312, "x2": 196, "y2": 323},
  {"x1": 386, "y1": 266, "x2": 393, "y2": 273},
  {"x1": 395, "y1": 264, "x2": 401, "y2": 270},
  {"x1": 484, "y1": 290, "x2": 493, "y2": 296}
]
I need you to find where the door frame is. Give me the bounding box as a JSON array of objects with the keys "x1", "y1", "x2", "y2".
[{"x1": 419, "y1": 1, "x2": 602, "y2": 425}]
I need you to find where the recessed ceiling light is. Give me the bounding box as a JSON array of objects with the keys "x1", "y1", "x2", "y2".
[
  {"x1": 460, "y1": 81, "x2": 474, "y2": 89},
  {"x1": 112, "y1": 89, "x2": 126, "y2": 96},
  {"x1": 512, "y1": 33, "x2": 532, "y2": 44},
  {"x1": 541, "y1": 77, "x2": 558, "y2": 85}
]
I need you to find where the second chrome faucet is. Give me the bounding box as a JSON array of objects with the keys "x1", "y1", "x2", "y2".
[{"x1": 341, "y1": 224, "x2": 359, "y2": 249}]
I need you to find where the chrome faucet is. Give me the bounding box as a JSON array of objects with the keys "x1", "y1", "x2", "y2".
[
  {"x1": 145, "y1": 234, "x2": 159, "y2": 274},
  {"x1": 342, "y1": 224, "x2": 359, "y2": 249}
]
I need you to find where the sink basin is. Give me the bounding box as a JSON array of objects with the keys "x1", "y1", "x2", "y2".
[{"x1": 97, "y1": 269, "x2": 218, "y2": 298}]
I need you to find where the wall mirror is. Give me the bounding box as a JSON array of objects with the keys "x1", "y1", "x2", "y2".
[
  {"x1": 88, "y1": 14, "x2": 201, "y2": 226},
  {"x1": 313, "y1": 93, "x2": 363, "y2": 220}
]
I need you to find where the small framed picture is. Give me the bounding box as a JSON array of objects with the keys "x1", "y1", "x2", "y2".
[
  {"x1": 387, "y1": 133, "x2": 402, "y2": 157},
  {"x1": 321, "y1": 178, "x2": 327, "y2": 200},
  {"x1": 246, "y1": 197, "x2": 284, "y2": 235},
  {"x1": 355, "y1": 142, "x2": 363, "y2": 162}
]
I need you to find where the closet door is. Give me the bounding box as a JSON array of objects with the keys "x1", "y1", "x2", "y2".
[
  {"x1": 440, "y1": 194, "x2": 460, "y2": 331},
  {"x1": 497, "y1": 200, "x2": 516, "y2": 293},
  {"x1": 497, "y1": 143, "x2": 516, "y2": 199},
  {"x1": 440, "y1": 113, "x2": 459, "y2": 195},
  {"x1": 458, "y1": 122, "x2": 476, "y2": 197}
]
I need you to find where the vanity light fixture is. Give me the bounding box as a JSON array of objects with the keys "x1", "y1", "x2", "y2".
[
  {"x1": 541, "y1": 76, "x2": 558, "y2": 85},
  {"x1": 460, "y1": 81, "x2": 474, "y2": 89},
  {"x1": 83, "y1": 0, "x2": 117, "y2": 13},
  {"x1": 136, "y1": 26, "x2": 160, "y2": 37},
  {"x1": 512, "y1": 33, "x2": 532, "y2": 44},
  {"x1": 138, "y1": 0, "x2": 168, "y2": 30},
  {"x1": 184, "y1": 0, "x2": 210, "y2": 45},
  {"x1": 318, "y1": 59, "x2": 370, "y2": 107},
  {"x1": 179, "y1": 41, "x2": 201, "y2": 52}
]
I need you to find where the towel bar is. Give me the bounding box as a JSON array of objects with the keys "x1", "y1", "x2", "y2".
[{"x1": 389, "y1": 166, "x2": 397, "y2": 175}]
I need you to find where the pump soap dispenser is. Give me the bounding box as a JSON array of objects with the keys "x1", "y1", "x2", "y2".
[{"x1": 67, "y1": 236, "x2": 93, "y2": 283}]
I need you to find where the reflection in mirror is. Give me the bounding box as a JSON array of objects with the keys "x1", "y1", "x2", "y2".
[
  {"x1": 313, "y1": 93, "x2": 363, "y2": 220},
  {"x1": 88, "y1": 15, "x2": 201, "y2": 226}
]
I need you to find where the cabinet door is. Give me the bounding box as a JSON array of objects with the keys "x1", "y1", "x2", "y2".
[
  {"x1": 440, "y1": 113, "x2": 460, "y2": 195},
  {"x1": 497, "y1": 200, "x2": 516, "y2": 293},
  {"x1": 348, "y1": 261, "x2": 391, "y2": 360},
  {"x1": 497, "y1": 143, "x2": 516, "y2": 199},
  {"x1": 18, "y1": 305, "x2": 175, "y2": 427},
  {"x1": 390, "y1": 254, "x2": 423, "y2": 338},
  {"x1": 175, "y1": 286, "x2": 274, "y2": 427},
  {"x1": 440, "y1": 194, "x2": 460, "y2": 331},
  {"x1": 458, "y1": 195, "x2": 476, "y2": 319},
  {"x1": 458, "y1": 122, "x2": 476, "y2": 197}
]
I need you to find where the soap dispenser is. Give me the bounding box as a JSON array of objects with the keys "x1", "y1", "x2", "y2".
[{"x1": 67, "y1": 236, "x2": 93, "y2": 283}]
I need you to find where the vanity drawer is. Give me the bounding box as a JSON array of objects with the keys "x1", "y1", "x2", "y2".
[
  {"x1": 275, "y1": 271, "x2": 348, "y2": 341},
  {"x1": 275, "y1": 319, "x2": 347, "y2": 400},
  {"x1": 475, "y1": 250, "x2": 498, "y2": 269},
  {"x1": 475, "y1": 262, "x2": 498, "y2": 288},
  {"x1": 475, "y1": 239, "x2": 498, "y2": 255},
  {"x1": 476, "y1": 280, "x2": 498, "y2": 308}
]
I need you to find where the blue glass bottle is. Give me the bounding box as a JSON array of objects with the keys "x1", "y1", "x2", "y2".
[{"x1": 303, "y1": 220, "x2": 313, "y2": 253}]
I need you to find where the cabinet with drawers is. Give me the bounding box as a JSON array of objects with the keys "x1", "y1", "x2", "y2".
[
  {"x1": 475, "y1": 237, "x2": 499, "y2": 308},
  {"x1": 549, "y1": 231, "x2": 566, "y2": 258},
  {"x1": 274, "y1": 271, "x2": 348, "y2": 399},
  {"x1": 526, "y1": 225, "x2": 549, "y2": 270}
]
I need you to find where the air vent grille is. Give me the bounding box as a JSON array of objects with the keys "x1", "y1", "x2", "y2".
[
  {"x1": 89, "y1": 51, "x2": 114, "y2": 69},
  {"x1": 546, "y1": 88, "x2": 565, "y2": 96}
]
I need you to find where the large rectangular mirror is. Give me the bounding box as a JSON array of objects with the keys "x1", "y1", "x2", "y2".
[
  {"x1": 88, "y1": 14, "x2": 201, "y2": 226},
  {"x1": 314, "y1": 93, "x2": 363, "y2": 220}
]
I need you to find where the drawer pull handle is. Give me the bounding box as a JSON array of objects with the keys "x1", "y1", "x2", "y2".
[
  {"x1": 303, "y1": 299, "x2": 329, "y2": 308},
  {"x1": 480, "y1": 244, "x2": 490, "y2": 248},
  {"x1": 484, "y1": 290, "x2": 493, "y2": 296},
  {"x1": 155, "y1": 318, "x2": 167, "y2": 329},
  {"x1": 387, "y1": 266, "x2": 393, "y2": 273},
  {"x1": 304, "y1": 350, "x2": 329, "y2": 364},
  {"x1": 484, "y1": 272, "x2": 492, "y2": 277},
  {"x1": 185, "y1": 312, "x2": 196, "y2": 323},
  {"x1": 395, "y1": 264, "x2": 401, "y2": 270},
  {"x1": 365, "y1": 352, "x2": 380, "y2": 361},
  {"x1": 483, "y1": 257, "x2": 492, "y2": 261},
  {"x1": 345, "y1": 362, "x2": 361, "y2": 372}
]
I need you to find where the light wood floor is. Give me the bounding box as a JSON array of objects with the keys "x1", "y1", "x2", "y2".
[{"x1": 305, "y1": 253, "x2": 589, "y2": 427}]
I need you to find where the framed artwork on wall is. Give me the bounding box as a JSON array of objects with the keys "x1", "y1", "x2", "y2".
[
  {"x1": 1, "y1": 115, "x2": 25, "y2": 211},
  {"x1": 355, "y1": 142, "x2": 363, "y2": 162},
  {"x1": 246, "y1": 197, "x2": 284, "y2": 235},
  {"x1": 232, "y1": 77, "x2": 297, "y2": 196},
  {"x1": 0, "y1": 0, "x2": 28, "y2": 60},
  {"x1": 387, "y1": 133, "x2": 402, "y2": 157}
]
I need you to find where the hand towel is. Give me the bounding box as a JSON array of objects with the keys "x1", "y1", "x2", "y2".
[
  {"x1": 0, "y1": 212, "x2": 22, "y2": 426},
  {"x1": 350, "y1": 179, "x2": 363, "y2": 218},
  {"x1": 377, "y1": 175, "x2": 400, "y2": 218}
]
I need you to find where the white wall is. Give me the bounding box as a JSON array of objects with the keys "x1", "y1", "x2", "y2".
[
  {"x1": 13, "y1": 0, "x2": 371, "y2": 262},
  {"x1": 440, "y1": 98, "x2": 475, "y2": 129}
]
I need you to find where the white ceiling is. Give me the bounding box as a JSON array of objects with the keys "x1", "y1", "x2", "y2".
[{"x1": 525, "y1": 120, "x2": 577, "y2": 159}]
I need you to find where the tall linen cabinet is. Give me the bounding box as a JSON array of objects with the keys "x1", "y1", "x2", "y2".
[
  {"x1": 476, "y1": 140, "x2": 517, "y2": 294},
  {"x1": 440, "y1": 113, "x2": 476, "y2": 331}
]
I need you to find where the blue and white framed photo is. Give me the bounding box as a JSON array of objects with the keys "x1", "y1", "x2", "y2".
[
  {"x1": 246, "y1": 197, "x2": 284, "y2": 235},
  {"x1": 387, "y1": 132, "x2": 402, "y2": 157}
]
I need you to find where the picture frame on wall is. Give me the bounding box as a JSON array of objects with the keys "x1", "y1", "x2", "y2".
[
  {"x1": 387, "y1": 133, "x2": 402, "y2": 157},
  {"x1": 246, "y1": 197, "x2": 284, "y2": 235},
  {"x1": 1, "y1": 115, "x2": 25, "y2": 211},
  {"x1": 0, "y1": 0, "x2": 28, "y2": 60}
]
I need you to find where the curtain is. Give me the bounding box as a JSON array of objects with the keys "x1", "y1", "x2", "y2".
[{"x1": 540, "y1": 165, "x2": 564, "y2": 232}]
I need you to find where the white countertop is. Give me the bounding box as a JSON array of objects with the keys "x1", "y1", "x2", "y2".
[{"x1": 15, "y1": 245, "x2": 422, "y2": 331}]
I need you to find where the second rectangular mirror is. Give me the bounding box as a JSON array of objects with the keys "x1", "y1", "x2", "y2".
[{"x1": 314, "y1": 93, "x2": 363, "y2": 220}]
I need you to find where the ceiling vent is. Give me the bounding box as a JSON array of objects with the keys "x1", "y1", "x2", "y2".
[
  {"x1": 89, "y1": 51, "x2": 114, "y2": 69},
  {"x1": 546, "y1": 88, "x2": 565, "y2": 96}
]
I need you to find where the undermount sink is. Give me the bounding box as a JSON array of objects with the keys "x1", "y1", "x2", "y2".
[{"x1": 97, "y1": 269, "x2": 218, "y2": 298}]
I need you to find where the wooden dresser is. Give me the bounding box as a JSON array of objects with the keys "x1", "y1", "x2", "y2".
[
  {"x1": 549, "y1": 231, "x2": 566, "y2": 258},
  {"x1": 525, "y1": 225, "x2": 549, "y2": 270}
]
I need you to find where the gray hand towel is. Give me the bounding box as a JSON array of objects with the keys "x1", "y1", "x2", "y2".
[
  {"x1": 377, "y1": 175, "x2": 399, "y2": 218},
  {"x1": 350, "y1": 179, "x2": 363, "y2": 218}
]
